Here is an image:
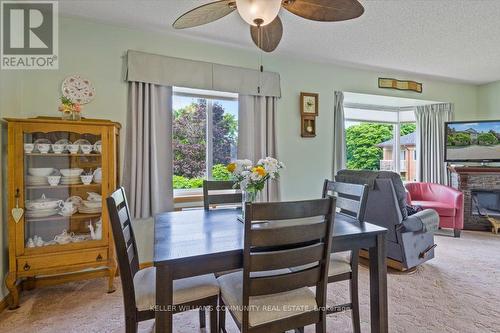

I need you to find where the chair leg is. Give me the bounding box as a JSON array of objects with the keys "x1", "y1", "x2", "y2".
[
  {"x1": 315, "y1": 320, "x2": 326, "y2": 333},
  {"x1": 218, "y1": 295, "x2": 226, "y2": 333},
  {"x1": 199, "y1": 308, "x2": 206, "y2": 329},
  {"x1": 125, "y1": 316, "x2": 138, "y2": 333},
  {"x1": 350, "y1": 277, "x2": 361, "y2": 333},
  {"x1": 454, "y1": 229, "x2": 461, "y2": 238},
  {"x1": 210, "y1": 298, "x2": 218, "y2": 333},
  {"x1": 350, "y1": 254, "x2": 361, "y2": 333}
]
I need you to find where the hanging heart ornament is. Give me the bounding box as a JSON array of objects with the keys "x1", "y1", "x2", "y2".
[
  {"x1": 12, "y1": 189, "x2": 24, "y2": 223},
  {"x1": 12, "y1": 207, "x2": 23, "y2": 223}
]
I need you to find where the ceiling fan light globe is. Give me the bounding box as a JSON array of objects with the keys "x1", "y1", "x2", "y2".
[{"x1": 236, "y1": 0, "x2": 282, "y2": 26}]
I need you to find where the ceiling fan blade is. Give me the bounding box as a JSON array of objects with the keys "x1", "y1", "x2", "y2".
[
  {"x1": 250, "y1": 16, "x2": 283, "y2": 53},
  {"x1": 173, "y1": 0, "x2": 236, "y2": 29},
  {"x1": 283, "y1": 0, "x2": 364, "y2": 22}
]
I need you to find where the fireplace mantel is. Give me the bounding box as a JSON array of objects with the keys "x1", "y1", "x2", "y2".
[
  {"x1": 448, "y1": 166, "x2": 500, "y2": 174},
  {"x1": 448, "y1": 165, "x2": 500, "y2": 230}
]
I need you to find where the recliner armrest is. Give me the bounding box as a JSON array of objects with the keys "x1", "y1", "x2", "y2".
[{"x1": 402, "y1": 209, "x2": 439, "y2": 233}]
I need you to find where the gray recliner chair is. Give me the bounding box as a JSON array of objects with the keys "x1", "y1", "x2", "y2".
[{"x1": 336, "y1": 170, "x2": 439, "y2": 270}]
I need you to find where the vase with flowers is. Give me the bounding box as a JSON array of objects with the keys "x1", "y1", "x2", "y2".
[
  {"x1": 59, "y1": 96, "x2": 82, "y2": 121},
  {"x1": 227, "y1": 157, "x2": 284, "y2": 221}
]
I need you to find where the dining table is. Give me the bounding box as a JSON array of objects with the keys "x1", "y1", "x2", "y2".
[{"x1": 154, "y1": 208, "x2": 388, "y2": 333}]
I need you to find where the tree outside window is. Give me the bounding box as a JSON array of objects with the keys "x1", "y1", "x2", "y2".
[
  {"x1": 172, "y1": 91, "x2": 238, "y2": 190},
  {"x1": 345, "y1": 122, "x2": 416, "y2": 176}
]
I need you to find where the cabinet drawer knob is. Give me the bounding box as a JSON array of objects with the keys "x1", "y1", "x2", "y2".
[
  {"x1": 23, "y1": 262, "x2": 31, "y2": 271},
  {"x1": 96, "y1": 254, "x2": 103, "y2": 261}
]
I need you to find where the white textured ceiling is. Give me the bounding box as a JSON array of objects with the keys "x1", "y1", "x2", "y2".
[{"x1": 59, "y1": 0, "x2": 500, "y2": 84}]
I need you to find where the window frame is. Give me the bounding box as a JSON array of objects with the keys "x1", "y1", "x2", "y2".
[{"x1": 344, "y1": 105, "x2": 417, "y2": 177}]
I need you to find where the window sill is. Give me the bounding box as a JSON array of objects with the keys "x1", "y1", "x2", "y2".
[
  {"x1": 173, "y1": 189, "x2": 203, "y2": 210},
  {"x1": 174, "y1": 188, "x2": 202, "y2": 197}
]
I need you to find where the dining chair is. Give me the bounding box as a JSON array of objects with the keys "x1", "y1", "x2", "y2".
[
  {"x1": 203, "y1": 180, "x2": 242, "y2": 210},
  {"x1": 322, "y1": 180, "x2": 368, "y2": 333},
  {"x1": 106, "y1": 187, "x2": 220, "y2": 333},
  {"x1": 218, "y1": 198, "x2": 336, "y2": 333}
]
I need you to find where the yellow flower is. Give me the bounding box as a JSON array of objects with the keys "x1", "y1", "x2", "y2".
[
  {"x1": 227, "y1": 163, "x2": 236, "y2": 173},
  {"x1": 252, "y1": 166, "x2": 266, "y2": 177}
]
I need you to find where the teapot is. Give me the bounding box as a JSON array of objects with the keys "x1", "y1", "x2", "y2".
[
  {"x1": 54, "y1": 230, "x2": 74, "y2": 244},
  {"x1": 59, "y1": 201, "x2": 75, "y2": 217}
]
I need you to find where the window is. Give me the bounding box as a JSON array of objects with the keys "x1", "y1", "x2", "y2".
[
  {"x1": 172, "y1": 87, "x2": 238, "y2": 193},
  {"x1": 344, "y1": 107, "x2": 417, "y2": 180}
]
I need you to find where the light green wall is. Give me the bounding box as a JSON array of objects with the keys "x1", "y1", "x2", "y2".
[
  {"x1": 477, "y1": 81, "x2": 500, "y2": 119},
  {"x1": 0, "y1": 16, "x2": 481, "y2": 299}
]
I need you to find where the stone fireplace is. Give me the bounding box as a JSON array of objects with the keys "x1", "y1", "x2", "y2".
[{"x1": 449, "y1": 166, "x2": 500, "y2": 231}]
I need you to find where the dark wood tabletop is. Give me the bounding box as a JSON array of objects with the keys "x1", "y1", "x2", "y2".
[
  {"x1": 154, "y1": 209, "x2": 388, "y2": 333},
  {"x1": 154, "y1": 209, "x2": 386, "y2": 263}
]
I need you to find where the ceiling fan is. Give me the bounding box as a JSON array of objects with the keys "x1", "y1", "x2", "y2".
[{"x1": 173, "y1": 0, "x2": 364, "y2": 52}]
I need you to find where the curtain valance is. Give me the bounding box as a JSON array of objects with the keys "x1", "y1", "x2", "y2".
[{"x1": 126, "y1": 50, "x2": 281, "y2": 98}]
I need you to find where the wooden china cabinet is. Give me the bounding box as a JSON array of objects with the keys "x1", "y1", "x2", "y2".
[{"x1": 4, "y1": 117, "x2": 120, "y2": 309}]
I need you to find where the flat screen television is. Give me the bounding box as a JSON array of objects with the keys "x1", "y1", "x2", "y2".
[{"x1": 445, "y1": 120, "x2": 500, "y2": 162}]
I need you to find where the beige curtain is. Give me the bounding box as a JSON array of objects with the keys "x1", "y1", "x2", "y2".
[
  {"x1": 415, "y1": 103, "x2": 454, "y2": 185},
  {"x1": 238, "y1": 95, "x2": 280, "y2": 201},
  {"x1": 333, "y1": 91, "x2": 346, "y2": 177},
  {"x1": 123, "y1": 82, "x2": 174, "y2": 218}
]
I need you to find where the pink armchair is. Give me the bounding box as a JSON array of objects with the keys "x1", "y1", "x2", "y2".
[{"x1": 405, "y1": 182, "x2": 464, "y2": 237}]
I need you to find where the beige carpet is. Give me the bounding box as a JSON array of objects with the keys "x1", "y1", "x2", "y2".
[{"x1": 0, "y1": 231, "x2": 499, "y2": 333}]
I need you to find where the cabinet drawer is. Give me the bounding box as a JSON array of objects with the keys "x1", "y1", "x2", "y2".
[{"x1": 17, "y1": 248, "x2": 108, "y2": 273}]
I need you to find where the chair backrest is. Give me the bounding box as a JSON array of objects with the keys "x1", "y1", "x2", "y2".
[
  {"x1": 106, "y1": 187, "x2": 140, "y2": 311},
  {"x1": 323, "y1": 180, "x2": 368, "y2": 221},
  {"x1": 241, "y1": 198, "x2": 336, "y2": 328},
  {"x1": 203, "y1": 180, "x2": 242, "y2": 210},
  {"x1": 364, "y1": 179, "x2": 404, "y2": 242},
  {"x1": 336, "y1": 169, "x2": 409, "y2": 220}
]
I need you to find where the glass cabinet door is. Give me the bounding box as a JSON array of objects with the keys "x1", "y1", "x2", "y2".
[{"x1": 23, "y1": 130, "x2": 104, "y2": 250}]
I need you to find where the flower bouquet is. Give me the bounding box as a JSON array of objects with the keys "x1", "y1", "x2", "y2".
[
  {"x1": 59, "y1": 96, "x2": 82, "y2": 120},
  {"x1": 227, "y1": 157, "x2": 284, "y2": 220}
]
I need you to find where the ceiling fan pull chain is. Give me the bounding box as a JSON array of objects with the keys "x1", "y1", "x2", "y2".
[{"x1": 257, "y1": 24, "x2": 263, "y2": 94}]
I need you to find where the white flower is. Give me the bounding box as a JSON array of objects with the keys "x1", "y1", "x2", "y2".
[
  {"x1": 232, "y1": 159, "x2": 253, "y2": 175},
  {"x1": 257, "y1": 157, "x2": 283, "y2": 177},
  {"x1": 250, "y1": 172, "x2": 263, "y2": 182}
]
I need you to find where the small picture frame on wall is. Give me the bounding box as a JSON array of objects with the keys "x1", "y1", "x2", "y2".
[{"x1": 300, "y1": 92, "x2": 319, "y2": 116}]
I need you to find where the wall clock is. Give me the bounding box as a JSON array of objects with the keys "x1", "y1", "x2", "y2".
[
  {"x1": 300, "y1": 92, "x2": 318, "y2": 116},
  {"x1": 61, "y1": 75, "x2": 95, "y2": 104}
]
